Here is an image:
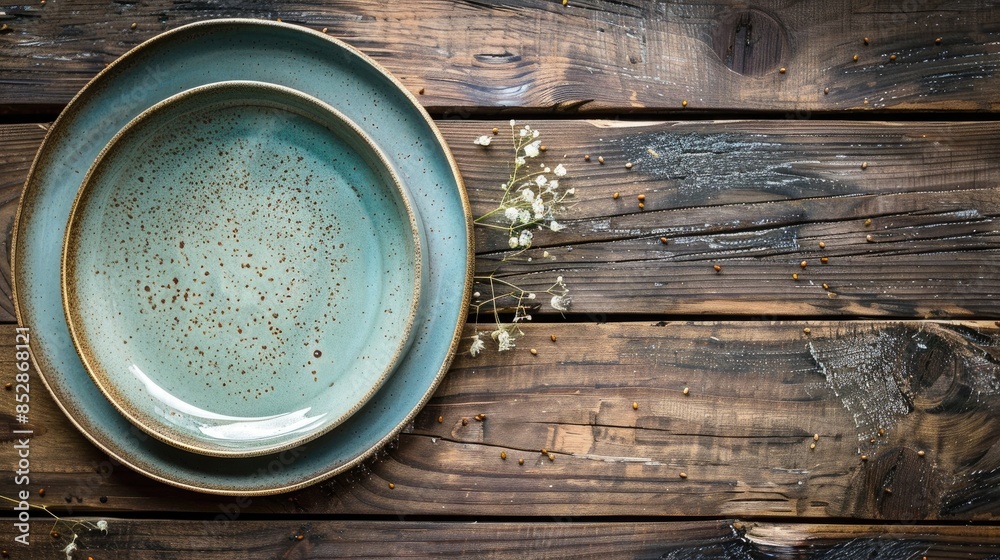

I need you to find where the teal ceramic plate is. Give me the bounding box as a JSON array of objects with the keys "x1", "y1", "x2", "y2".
[
  {"x1": 15, "y1": 19, "x2": 472, "y2": 494},
  {"x1": 63, "y1": 81, "x2": 422, "y2": 458}
]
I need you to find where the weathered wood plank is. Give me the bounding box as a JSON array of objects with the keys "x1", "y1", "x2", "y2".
[
  {"x1": 3, "y1": 120, "x2": 999, "y2": 320},
  {"x1": 4, "y1": 321, "x2": 1000, "y2": 521},
  {"x1": 0, "y1": 1, "x2": 998, "y2": 114},
  {"x1": 1, "y1": 519, "x2": 999, "y2": 559}
]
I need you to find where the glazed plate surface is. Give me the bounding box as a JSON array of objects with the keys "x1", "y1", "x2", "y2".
[
  {"x1": 63, "y1": 81, "x2": 422, "y2": 458},
  {"x1": 14, "y1": 19, "x2": 472, "y2": 494}
]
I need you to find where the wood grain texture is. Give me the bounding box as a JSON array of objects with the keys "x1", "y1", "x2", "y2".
[
  {"x1": 5, "y1": 321, "x2": 1000, "y2": 521},
  {"x1": 0, "y1": 0, "x2": 999, "y2": 114},
  {"x1": 3, "y1": 120, "x2": 998, "y2": 321},
  {"x1": 1, "y1": 519, "x2": 1000, "y2": 559}
]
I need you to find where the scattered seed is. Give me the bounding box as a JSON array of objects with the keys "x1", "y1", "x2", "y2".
[
  {"x1": 598, "y1": 156, "x2": 605, "y2": 164},
  {"x1": 935, "y1": 37, "x2": 942, "y2": 45},
  {"x1": 917, "y1": 450, "x2": 925, "y2": 457},
  {"x1": 612, "y1": 192, "x2": 619, "y2": 199},
  {"x1": 863, "y1": 37, "x2": 870, "y2": 45},
  {"x1": 819, "y1": 241, "x2": 826, "y2": 249},
  {"x1": 418, "y1": 87, "x2": 425, "y2": 95},
  {"x1": 884, "y1": 487, "x2": 893, "y2": 494},
  {"x1": 130, "y1": 22, "x2": 137, "y2": 29},
  {"x1": 863, "y1": 98, "x2": 869, "y2": 105},
  {"x1": 100, "y1": 496, "x2": 108, "y2": 503},
  {"x1": 870, "y1": 438, "x2": 876, "y2": 443},
  {"x1": 388, "y1": 483, "x2": 395, "y2": 489},
  {"x1": 681, "y1": 100, "x2": 688, "y2": 107},
  {"x1": 551, "y1": 334, "x2": 557, "y2": 342},
  {"x1": 679, "y1": 472, "x2": 688, "y2": 478},
  {"x1": 584, "y1": 154, "x2": 591, "y2": 161},
  {"x1": 632, "y1": 401, "x2": 639, "y2": 410},
  {"x1": 638, "y1": 202, "x2": 645, "y2": 209},
  {"x1": 530, "y1": 348, "x2": 537, "y2": 355},
  {"x1": 637, "y1": 194, "x2": 646, "y2": 202},
  {"x1": 878, "y1": 428, "x2": 884, "y2": 436},
  {"x1": 861, "y1": 161, "x2": 868, "y2": 170},
  {"x1": 437, "y1": 416, "x2": 443, "y2": 423},
  {"x1": 501, "y1": 451, "x2": 507, "y2": 460},
  {"x1": 866, "y1": 234, "x2": 874, "y2": 242},
  {"x1": 821, "y1": 257, "x2": 829, "y2": 264},
  {"x1": 853, "y1": 54, "x2": 859, "y2": 62},
  {"x1": 38, "y1": 488, "x2": 45, "y2": 497},
  {"x1": 713, "y1": 264, "x2": 721, "y2": 273},
  {"x1": 625, "y1": 162, "x2": 633, "y2": 169},
  {"x1": 563, "y1": 0, "x2": 568, "y2": 5},
  {"x1": 1, "y1": 24, "x2": 8, "y2": 32},
  {"x1": 823, "y1": 87, "x2": 830, "y2": 95},
  {"x1": 683, "y1": 387, "x2": 690, "y2": 395},
  {"x1": 890, "y1": 54, "x2": 897, "y2": 61},
  {"x1": 660, "y1": 237, "x2": 668, "y2": 245},
  {"x1": 864, "y1": 218, "x2": 872, "y2": 226},
  {"x1": 541, "y1": 448, "x2": 548, "y2": 454},
  {"x1": 322, "y1": 27, "x2": 328, "y2": 33},
  {"x1": 51, "y1": 531, "x2": 59, "y2": 538},
  {"x1": 3, "y1": 383, "x2": 10, "y2": 391},
  {"x1": 792, "y1": 273, "x2": 799, "y2": 280},
  {"x1": 492, "y1": 127, "x2": 499, "y2": 134},
  {"x1": 539, "y1": 145, "x2": 547, "y2": 152},
  {"x1": 810, "y1": 443, "x2": 816, "y2": 449},
  {"x1": 296, "y1": 534, "x2": 304, "y2": 540},
  {"x1": 462, "y1": 418, "x2": 468, "y2": 426},
  {"x1": 779, "y1": 67, "x2": 786, "y2": 74},
  {"x1": 475, "y1": 414, "x2": 486, "y2": 421},
  {"x1": 814, "y1": 434, "x2": 820, "y2": 441},
  {"x1": 800, "y1": 260, "x2": 808, "y2": 269},
  {"x1": 518, "y1": 458, "x2": 524, "y2": 465},
  {"x1": 548, "y1": 453, "x2": 555, "y2": 461},
  {"x1": 803, "y1": 327, "x2": 811, "y2": 334},
  {"x1": 861, "y1": 455, "x2": 868, "y2": 461},
  {"x1": 822, "y1": 283, "x2": 829, "y2": 290}
]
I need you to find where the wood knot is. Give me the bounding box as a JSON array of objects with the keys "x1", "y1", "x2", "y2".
[{"x1": 711, "y1": 8, "x2": 789, "y2": 76}]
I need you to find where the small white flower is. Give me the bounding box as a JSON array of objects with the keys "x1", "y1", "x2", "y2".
[
  {"x1": 469, "y1": 333, "x2": 485, "y2": 357},
  {"x1": 532, "y1": 197, "x2": 545, "y2": 218},
  {"x1": 96, "y1": 520, "x2": 109, "y2": 534},
  {"x1": 496, "y1": 329, "x2": 515, "y2": 351},
  {"x1": 566, "y1": 188, "x2": 575, "y2": 195},
  {"x1": 521, "y1": 189, "x2": 535, "y2": 202},
  {"x1": 519, "y1": 128, "x2": 528, "y2": 137},
  {"x1": 549, "y1": 220, "x2": 565, "y2": 232},
  {"x1": 554, "y1": 164, "x2": 567, "y2": 177},
  {"x1": 517, "y1": 209, "x2": 532, "y2": 224},
  {"x1": 535, "y1": 174, "x2": 547, "y2": 187},
  {"x1": 510, "y1": 119, "x2": 516, "y2": 127},
  {"x1": 504, "y1": 207, "x2": 520, "y2": 221},
  {"x1": 518, "y1": 230, "x2": 533, "y2": 247},
  {"x1": 528, "y1": 293, "x2": 537, "y2": 300},
  {"x1": 542, "y1": 251, "x2": 550, "y2": 258},
  {"x1": 550, "y1": 294, "x2": 571, "y2": 312},
  {"x1": 473, "y1": 291, "x2": 481, "y2": 298},
  {"x1": 62, "y1": 536, "x2": 78, "y2": 560},
  {"x1": 509, "y1": 236, "x2": 519, "y2": 248},
  {"x1": 532, "y1": 129, "x2": 540, "y2": 138},
  {"x1": 473, "y1": 135, "x2": 492, "y2": 146},
  {"x1": 546, "y1": 179, "x2": 559, "y2": 192},
  {"x1": 523, "y1": 140, "x2": 541, "y2": 158},
  {"x1": 555, "y1": 275, "x2": 565, "y2": 286},
  {"x1": 515, "y1": 156, "x2": 526, "y2": 165},
  {"x1": 544, "y1": 166, "x2": 551, "y2": 173}
]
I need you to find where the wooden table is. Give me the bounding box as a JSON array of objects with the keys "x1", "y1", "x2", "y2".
[{"x1": 2, "y1": 2, "x2": 1000, "y2": 558}]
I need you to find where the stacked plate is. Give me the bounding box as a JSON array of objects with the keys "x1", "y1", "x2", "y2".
[{"x1": 14, "y1": 19, "x2": 472, "y2": 495}]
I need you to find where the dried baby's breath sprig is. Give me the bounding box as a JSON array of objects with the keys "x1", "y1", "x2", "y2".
[
  {"x1": 0, "y1": 495, "x2": 108, "y2": 559},
  {"x1": 469, "y1": 120, "x2": 574, "y2": 353}
]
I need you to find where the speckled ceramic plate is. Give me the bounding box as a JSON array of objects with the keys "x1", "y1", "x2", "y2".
[
  {"x1": 14, "y1": 19, "x2": 472, "y2": 494},
  {"x1": 62, "y1": 81, "x2": 423, "y2": 458}
]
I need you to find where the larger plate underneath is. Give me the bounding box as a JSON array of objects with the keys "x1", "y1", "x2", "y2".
[{"x1": 15, "y1": 19, "x2": 472, "y2": 494}]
